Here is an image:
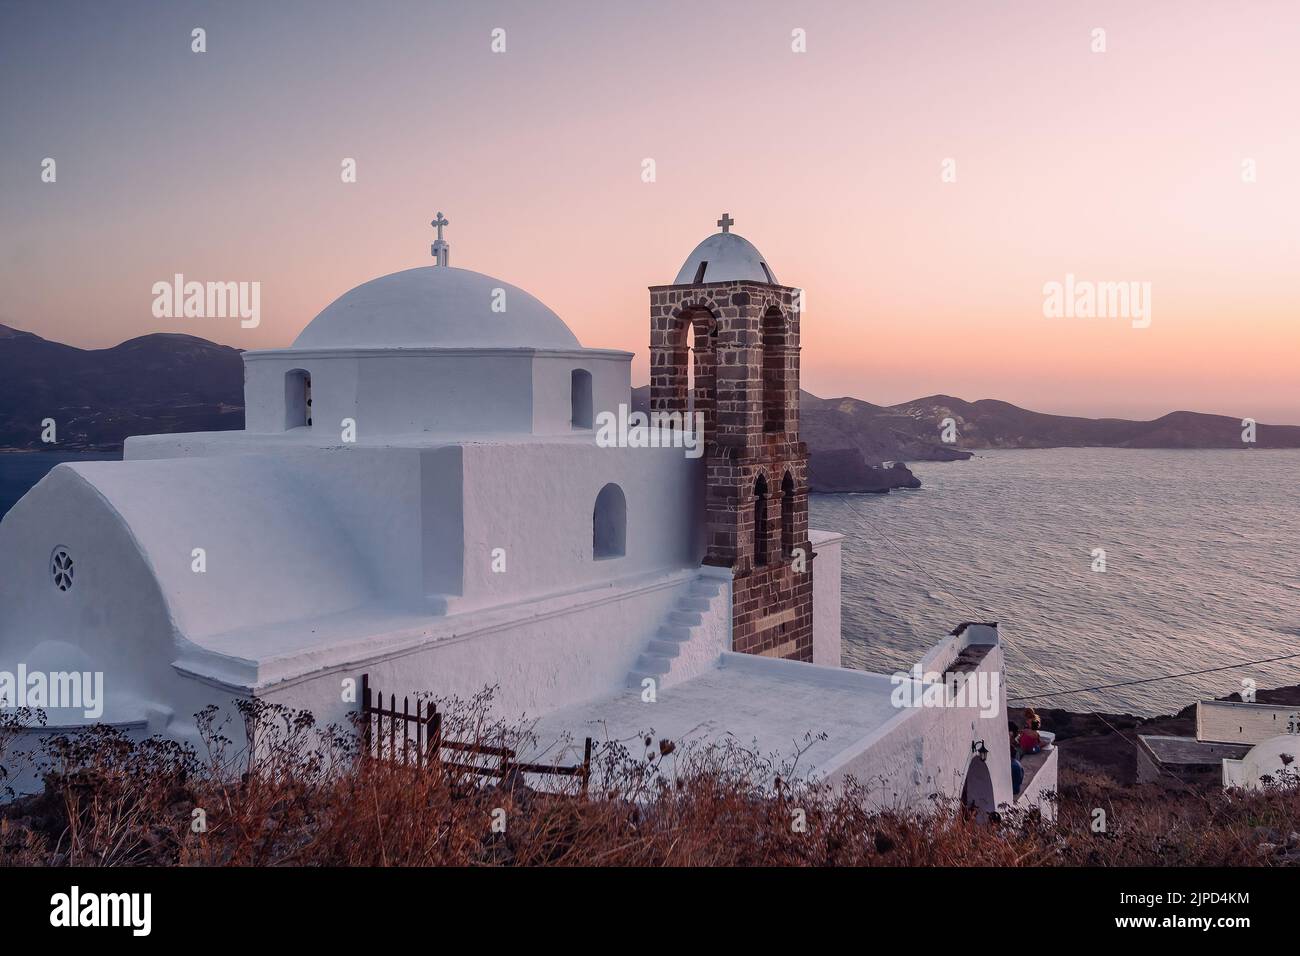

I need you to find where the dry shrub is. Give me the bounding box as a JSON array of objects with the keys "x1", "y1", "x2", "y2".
[{"x1": 1, "y1": 695, "x2": 1297, "y2": 867}]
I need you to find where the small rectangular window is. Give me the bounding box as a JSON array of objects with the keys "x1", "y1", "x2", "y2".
[
  {"x1": 693, "y1": 261, "x2": 708, "y2": 284},
  {"x1": 571, "y1": 368, "x2": 593, "y2": 429}
]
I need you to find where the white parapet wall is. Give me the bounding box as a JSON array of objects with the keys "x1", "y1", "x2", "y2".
[
  {"x1": 1015, "y1": 746, "x2": 1059, "y2": 821},
  {"x1": 809, "y1": 529, "x2": 843, "y2": 667},
  {"x1": 818, "y1": 623, "x2": 1017, "y2": 813}
]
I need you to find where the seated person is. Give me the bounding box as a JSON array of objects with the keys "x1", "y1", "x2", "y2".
[
  {"x1": 1024, "y1": 707, "x2": 1054, "y2": 749},
  {"x1": 1018, "y1": 725, "x2": 1042, "y2": 754},
  {"x1": 1008, "y1": 724, "x2": 1024, "y2": 795}
]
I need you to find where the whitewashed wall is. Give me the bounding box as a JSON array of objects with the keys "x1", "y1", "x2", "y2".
[
  {"x1": 823, "y1": 626, "x2": 1015, "y2": 812},
  {"x1": 1016, "y1": 747, "x2": 1058, "y2": 821},
  {"x1": 261, "y1": 569, "x2": 699, "y2": 723},
  {"x1": 242, "y1": 347, "x2": 632, "y2": 438},
  {"x1": 457, "y1": 442, "x2": 702, "y2": 607},
  {"x1": 0, "y1": 466, "x2": 182, "y2": 728}
]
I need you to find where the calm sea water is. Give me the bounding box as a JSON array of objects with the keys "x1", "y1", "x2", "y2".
[
  {"x1": 0, "y1": 451, "x2": 119, "y2": 517},
  {"x1": 812, "y1": 448, "x2": 1300, "y2": 716}
]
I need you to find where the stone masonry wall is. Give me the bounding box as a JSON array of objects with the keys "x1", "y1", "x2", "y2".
[{"x1": 648, "y1": 280, "x2": 813, "y2": 661}]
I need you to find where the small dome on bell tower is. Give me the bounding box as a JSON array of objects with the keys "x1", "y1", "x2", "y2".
[{"x1": 673, "y1": 213, "x2": 778, "y2": 285}]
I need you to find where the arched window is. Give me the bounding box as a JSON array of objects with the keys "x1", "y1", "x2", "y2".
[
  {"x1": 761, "y1": 307, "x2": 785, "y2": 433},
  {"x1": 753, "y1": 474, "x2": 769, "y2": 566},
  {"x1": 285, "y1": 369, "x2": 312, "y2": 428},
  {"x1": 571, "y1": 369, "x2": 593, "y2": 429},
  {"x1": 781, "y1": 471, "x2": 796, "y2": 557},
  {"x1": 961, "y1": 755, "x2": 996, "y2": 818},
  {"x1": 593, "y1": 483, "x2": 626, "y2": 559},
  {"x1": 687, "y1": 316, "x2": 715, "y2": 419}
]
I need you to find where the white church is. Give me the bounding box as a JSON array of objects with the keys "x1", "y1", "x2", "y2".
[{"x1": 0, "y1": 215, "x2": 1054, "y2": 816}]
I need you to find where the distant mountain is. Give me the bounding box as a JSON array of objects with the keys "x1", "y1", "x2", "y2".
[
  {"x1": 798, "y1": 393, "x2": 973, "y2": 466},
  {"x1": 884, "y1": 394, "x2": 1300, "y2": 451},
  {"x1": 631, "y1": 386, "x2": 1300, "y2": 494},
  {"x1": 0, "y1": 323, "x2": 244, "y2": 451},
  {"x1": 3, "y1": 323, "x2": 1295, "y2": 469},
  {"x1": 627, "y1": 387, "x2": 935, "y2": 492}
]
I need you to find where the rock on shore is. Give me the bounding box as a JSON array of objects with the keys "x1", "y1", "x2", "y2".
[{"x1": 807, "y1": 448, "x2": 921, "y2": 494}]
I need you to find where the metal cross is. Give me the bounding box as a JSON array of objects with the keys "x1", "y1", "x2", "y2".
[
  {"x1": 431, "y1": 212, "x2": 449, "y2": 241},
  {"x1": 717, "y1": 212, "x2": 734, "y2": 233}
]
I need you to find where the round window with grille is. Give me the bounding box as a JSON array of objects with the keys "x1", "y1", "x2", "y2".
[{"x1": 50, "y1": 546, "x2": 74, "y2": 592}]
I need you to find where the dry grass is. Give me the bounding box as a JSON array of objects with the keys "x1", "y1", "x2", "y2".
[{"x1": 1, "y1": 698, "x2": 1297, "y2": 867}]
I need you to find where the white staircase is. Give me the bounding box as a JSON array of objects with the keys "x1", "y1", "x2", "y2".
[{"x1": 626, "y1": 571, "x2": 730, "y2": 691}]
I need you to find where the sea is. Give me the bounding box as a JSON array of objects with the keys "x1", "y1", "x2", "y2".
[
  {"x1": 811, "y1": 448, "x2": 1300, "y2": 716},
  {"x1": 2, "y1": 448, "x2": 1297, "y2": 717}
]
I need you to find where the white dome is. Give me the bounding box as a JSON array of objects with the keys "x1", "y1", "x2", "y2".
[
  {"x1": 1239, "y1": 735, "x2": 1300, "y2": 787},
  {"x1": 293, "y1": 266, "x2": 580, "y2": 350},
  {"x1": 674, "y1": 232, "x2": 778, "y2": 285}
]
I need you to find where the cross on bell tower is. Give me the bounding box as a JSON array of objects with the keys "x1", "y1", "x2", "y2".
[{"x1": 430, "y1": 212, "x2": 450, "y2": 267}]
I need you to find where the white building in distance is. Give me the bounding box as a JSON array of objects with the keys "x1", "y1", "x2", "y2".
[{"x1": 1139, "y1": 699, "x2": 1300, "y2": 790}]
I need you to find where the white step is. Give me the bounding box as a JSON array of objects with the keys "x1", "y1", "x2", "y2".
[
  {"x1": 636, "y1": 653, "x2": 672, "y2": 673},
  {"x1": 625, "y1": 572, "x2": 729, "y2": 693}
]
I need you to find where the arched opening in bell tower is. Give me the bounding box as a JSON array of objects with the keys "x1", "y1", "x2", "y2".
[
  {"x1": 781, "y1": 471, "x2": 796, "y2": 557},
  {"x1": 762, "y1": 306, "x2": 786, "y2": 433},
  {"x1": 669, "y1": 306, "x2": 717, "y2": 433},
  {"x1": 753, "y1": 473, "x2": 769, "y2": 567}
]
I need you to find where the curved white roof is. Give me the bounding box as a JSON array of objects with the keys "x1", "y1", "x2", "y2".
[
  {"x1": 293, "y1": 266, "x2": 581, "y2": 350},
  {"x1": 57, "y1": 458, "x2": 374, "y2": 641},
  {"x1": 674, "y1": 232, "x2": 778, "y2": 285},
  {"x1": 1237, "y1": 735, "x2": 1300, "y2": 788}
]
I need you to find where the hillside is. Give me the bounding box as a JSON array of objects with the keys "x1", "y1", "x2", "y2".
[
  {"x1": 799, "y1": 392, "x2": 974, "y2": 465},
  {"x1": 0, "y1": 323, "x2": 244, "y2": 450},
  {"x1": 887, "y1": 394, "x2": 1300, "y2": 451},
  {"x1": 628, "y1": 386, "x2": 1300, "y2": 493},
  {"x1": 629, "y1": 386, "x2": 931, "y2": 492},
  {"x1": 3, "y1": 323, "x2": 1296, "y2": 466}
]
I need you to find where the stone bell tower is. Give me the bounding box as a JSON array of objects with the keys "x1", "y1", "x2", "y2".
[{"x1": 649, "y1": 215, "x2": 813, "y2": 661}]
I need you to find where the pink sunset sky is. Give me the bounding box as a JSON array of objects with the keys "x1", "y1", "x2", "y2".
[{"x1": 2, "y1": 0, "x2": 1297, "y2": 422}]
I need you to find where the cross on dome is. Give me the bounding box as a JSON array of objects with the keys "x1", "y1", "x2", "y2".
[
  {"x1": 430, "y1": 212, "x2": 451, "y2": 267},
  {"x1": 717, "y1": 212, "x2": 734, "y2": 233}
]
